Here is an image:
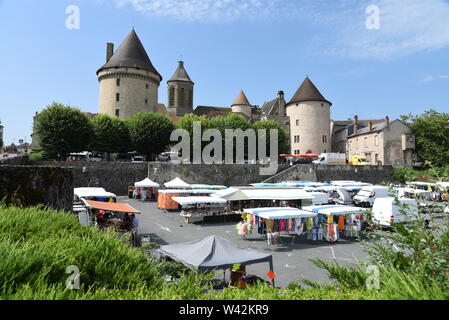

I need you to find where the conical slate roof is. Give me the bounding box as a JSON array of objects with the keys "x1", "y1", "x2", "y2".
[
  {"x1": 232, "y1": 90, "x2": 251, "y2": 106},
  {"x1": 168, "y1": 61, "x2": 194, "y2": 84},
  {"x1": 288, "y1": 77, "x2": 332, "y2": 106},
  {"x1": 97, "y1": 29, "x2": 162, "y2": 80}
]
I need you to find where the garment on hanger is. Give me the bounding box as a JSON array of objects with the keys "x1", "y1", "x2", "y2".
[
  {"x1": 338, "y1": 215, "x2": 345, "y2": 231},
  {"x1": 306, "y1": 217, "x2": 314, "y2": 231},
  {"x1": 295, "y1": 218, "x2": 303, "y2": 235},
  {"x1": 279, "y1": 219, "x2": 287, "y2": 232}
]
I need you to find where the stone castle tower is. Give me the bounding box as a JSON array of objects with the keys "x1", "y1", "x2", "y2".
[
  {"x1": 97, "y1": 29, "x2": 162, "y2": 119},
  {"x1": 231, "y1": 90, "x2": 253, "y2": 119},
  {"x1": 286, "y1": 77, "x2": 332, "y2": 155},
  {"x1": 167, "y1": 61, "x2": 194, "y2": 117}
]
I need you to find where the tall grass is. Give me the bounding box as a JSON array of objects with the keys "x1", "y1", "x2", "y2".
[{"x1": 1, "y1": 203, "x2": 446, "y2": 300}]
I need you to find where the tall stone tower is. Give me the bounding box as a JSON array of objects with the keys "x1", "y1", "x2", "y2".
[
  {"x1": 286, "y1": 77, "x2": 332, "y2": 155},
  {"x1": 167, "y1": 61, "x2": 194, "y2": 117},
  {"x1": 97, "y1": 29, "x2": 162, "y2": 119},
  {"x1": 231, "y1": 90, "x2": 252, "y2": 119}
]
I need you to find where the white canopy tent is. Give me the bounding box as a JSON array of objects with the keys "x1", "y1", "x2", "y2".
[
  {"x1": 135, "y1": 178, "x2": 160, "y2": 188},
  {"x1": 164, "y1": 177, "x2": 192, "y2": 189},
  {"x1": 159, "y1": 189, "x2": 217, "y2": 195},
  {"x1": 243, "y1": 207, "x2": 317, "y2": 220},
  {"x1": 303, "y1": 205, "x2": 369, "y2": 216},
  {"x1": 74, "y1": 188, "x2": 117, "y2": 200},
  {"x1": 172, "y1": 196, "x2": 227, "y2": 206},
  {"x1": 213, "y1": 188, "x2": 313, "y2": 201}
]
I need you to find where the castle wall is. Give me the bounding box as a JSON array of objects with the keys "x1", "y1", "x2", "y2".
[
  {"x1": 98, "y1": 67, "x2": 160, "y2": 119},
  {"x1": 286, "y1": 101, "x2": 332, "y2": 154}
]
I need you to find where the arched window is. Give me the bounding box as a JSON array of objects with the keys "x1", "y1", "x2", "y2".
[
  {"x1": 180, "y1": 88, "x2": 185, "y2": 107},
  {"x1": 169, "y1": 87, "x2": 175, "y2": 106}
]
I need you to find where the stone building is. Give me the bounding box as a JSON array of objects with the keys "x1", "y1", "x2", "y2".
[
  {"x1": 97, "y1": 29, "x2": 162, "y2": 119},
  {"x1": 345, "y1": 117, "x2": 415, "y2": 168},
  {"x1": 167, "y1": 61, "x2": 194, "y2": 117},
  {"x1": 286, "y1": 77, "x2": 332, "y2": 155},
  {"x1": 331, "y1": 116, "x2": 386, "y2": 154}
]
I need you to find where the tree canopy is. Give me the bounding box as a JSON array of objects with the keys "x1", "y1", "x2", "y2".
[
  {"x1": 127, "y1": 112, "x2": 175, "y2": 160},
  {"x1": 35, "y1": 103, "x2": 93, "y2": 159},
  {"x1": 401, "y1": 109, "x2": 449, "y2": 167},
  {"x1": 90, "y1": 114, "x2": 130, "y2": 154}
]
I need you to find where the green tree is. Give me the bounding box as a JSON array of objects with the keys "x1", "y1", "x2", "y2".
[
  {"x1": 176, "y1": 114, "x2": 210, "y2": 161},
  {"x1": 252, "y1": 120, "x2": 289, "y2": 156},
  {"x1": 35, "y1": 102, "x2": 93, "y2": 160},
  {"x1": 401, "y1": 109, "x2": 449, "y2": 167},
  {"x1": 90, "y1": 115, "x2": 130, "y2": 159},
  {"x1": 127, "y1": 112, "x2": 175, "y2": 160}
]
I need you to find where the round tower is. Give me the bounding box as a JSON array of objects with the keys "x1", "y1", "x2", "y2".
[
  {"x1": 97, "y1": 29, "x2": 162, "y2": 119},
  {"x1": 231, "y1": 90, "x2": 252, "y2": 119},
  {"x1": 286, "y1": 77, "x2": 332, "y2": 155},
  {"x1": 167, "y1": 61, "x2": 194, "y2": 117}
]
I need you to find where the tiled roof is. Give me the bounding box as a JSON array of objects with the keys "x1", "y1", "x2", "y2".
[{"x1": 97, "y1": 29, "x2": 162, "y2": 80}]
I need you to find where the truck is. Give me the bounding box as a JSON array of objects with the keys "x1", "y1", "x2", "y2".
[
  {"x1": 349, "y1": 155, "x2": 370, "y2": 166},
  {"x1": 312, "y1": 153, "x2": 347, "y2": 165}
]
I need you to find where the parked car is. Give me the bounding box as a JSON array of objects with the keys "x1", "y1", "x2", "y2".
[
  {"x1": 349, "y1": 155, "x2": 370, "y2": 166},
  {"x1": 353, "y1": 186, "x2": 391, "y2": 207},
  {"x1": 312, "y1": 153, "x2": 346, "y2": 165},
  {"x1": 372, "y1": 197, "x2": 429, "y2": 228},
  {"x1": 131, "y1": 156, "x2": 145, "y2": 163}
]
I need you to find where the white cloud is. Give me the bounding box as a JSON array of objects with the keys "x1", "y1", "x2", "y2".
[
  {"x1": 96, "y1": 0, "x2": 449, "y2": 59},
  {"x1": 113, "y1": 0, "x2": 291, "y2": 22},
  {"x1": 422, "y1": 75, "x2": 449, "y2": 82},
  {"x1": 311, "y1": 0, "x2": 449, "y2": 59}
]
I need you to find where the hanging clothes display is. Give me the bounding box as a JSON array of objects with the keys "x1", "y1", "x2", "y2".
[
  {"x1": 325, "y1": 224, "x2": 339, "y2": 243},
  {"x1": 295, "y1": 218, "x2": 304, "y2": 235},
  {"x1": 338, "y1": 215, "x2": 346, "y2": 231}
]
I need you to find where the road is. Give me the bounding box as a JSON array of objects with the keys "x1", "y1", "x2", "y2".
[{"x1": 120, "y1": 197, "x2": 370, "y2": 288}]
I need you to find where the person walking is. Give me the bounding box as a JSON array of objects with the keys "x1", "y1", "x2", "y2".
[{"x1": 131, "y1": 214, "x2": 140, "y2": 246}]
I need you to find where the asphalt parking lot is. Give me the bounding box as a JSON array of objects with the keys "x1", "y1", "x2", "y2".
[{"x1": 119, "y1": 197, "x2": 370, "y2": 288}]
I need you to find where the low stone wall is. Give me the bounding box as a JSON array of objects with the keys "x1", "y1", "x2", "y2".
[
  {"x1": 37, "y1": 162, "x2": 291, "y2": 196},
  {"x1": 0, "y1": 155, "x2": 30, "y2": 166},
  {"x1": 263, "y1": 164, "x2": 393, "y2": 185},
  {"x1": 0, "y1": 165, "x2": 73, "y2": 211}
]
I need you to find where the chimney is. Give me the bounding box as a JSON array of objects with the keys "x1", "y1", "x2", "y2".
[
  {"x1": 278, "y1": 91, "x2": 285, "y2": 99},
  {"x1": 385, "y1": 116, "x2": 390, "y2": 125},
  {"x1": 178, "y1": 61, "x2": 184, "y2": 68},
  {"x1": 354, "y1": 115, "x2": 359, "y2": 132},
  {"x1": 106, "y1": 43, "x2": 114, "y2": 63},
  {"x1": 368, "y1": 121, "x2": 373, "y2": 131}
]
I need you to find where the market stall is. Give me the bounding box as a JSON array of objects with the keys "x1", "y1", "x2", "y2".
[
  {"x1": 164, "y1": 177, "x2": 192, "y2": 189},
  {"x1": 172, "y1": 196, "x2": 233, "y2": 224},
  {"x1": 131, "y1": 178, "x2": 160, "y2": 201},
  {"x1": 303, "y1": 205, "x2": 370, "y2": 242},
  {"x1": 191, "y1": 184, "x2": 228, "y2": 190},
  {"x1": 82, "y1": 200, "x2": 141, "y2": 246},
  {"x1": 213, "y1": 187, "x2": 314, "y2": 212},
  {"x1": 74, "y1": 187, "x2": 117, "y2": 203},
  {"x1": 240, "y1": 207, "x2": 318, "y2": 245},
  {"x1": 157, "y1": 189, "x2": 217, "y2": 210},
  {"x1": 158, "y1": 235, "x2": 275, "y2": 287}
]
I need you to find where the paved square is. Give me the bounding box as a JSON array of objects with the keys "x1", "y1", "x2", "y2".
[{"x1": 121, "y1": 197, "x2": 370, "y2": 288}]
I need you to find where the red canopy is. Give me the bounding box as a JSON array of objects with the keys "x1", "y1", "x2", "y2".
[{"x1": 85, "y1": 200, "x2": 141, "y2": 214}]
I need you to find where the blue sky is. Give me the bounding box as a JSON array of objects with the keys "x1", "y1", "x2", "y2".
[{"x1": 0, "y1": 0, "x2": 448, "y2": 145}]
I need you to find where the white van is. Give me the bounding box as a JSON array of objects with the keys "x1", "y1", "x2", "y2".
[
  {"x1": 313, "y1": 153, "x2": 346, "y2": 165},
  {"x1": 353, "y1": 186, "x2": 391, "y2": 207},
  {"x1": 373, "y1": 198, "x2": 419, "y2": 227}
]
